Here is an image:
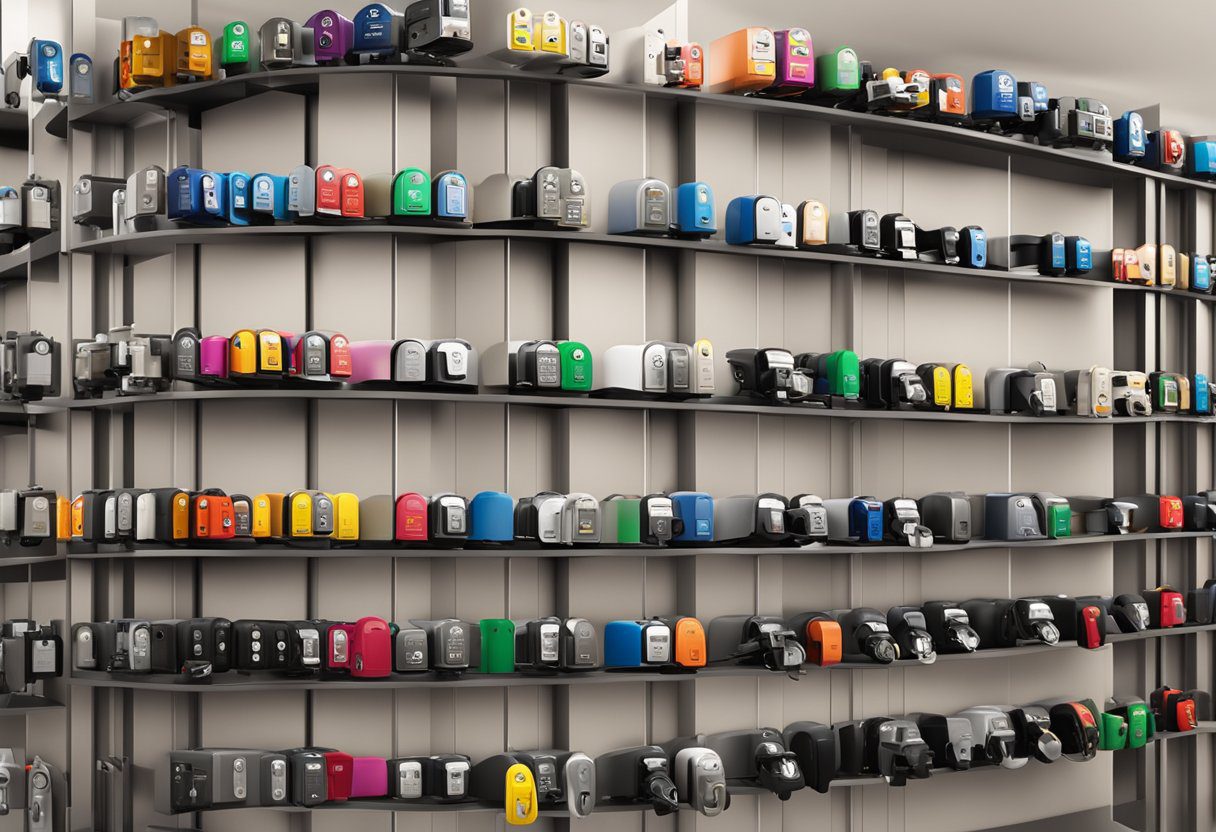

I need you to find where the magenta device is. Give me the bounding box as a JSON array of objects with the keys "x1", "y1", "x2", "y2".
[
  {"x1": 349, "y1": 756, "x2": 389, "y2": 798},
  {"x1": 199, "y1": 336, "x2": 229, "y2": 378},
  {"x1": 305, "y1": 10, "x2": 355, "y2": 66},
  {"x1": 773, "y1": 28, "x2": 814, "y2": 91},
  {"x1": 346, "y1": 340, "x2": 394, "y2": 383}
]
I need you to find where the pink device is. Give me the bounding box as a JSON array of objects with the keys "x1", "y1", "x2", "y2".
[{"x1": 345, "y1": 340, "x2": 394, "y2": 383}]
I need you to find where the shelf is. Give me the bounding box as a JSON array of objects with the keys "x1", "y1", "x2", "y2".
[
  {"x1": 44, "y1": 386, "x2": 1216, "y2": 427},
  {"x1": 0, "y1": 694, "x2": 64, "y2": 714},
  {"x1": 63, "y1": 531, "x2": 1214, "y2": 561},
  {"x1": 0, "y1": 233, "x2": 59, "y2": 281},
  {"x1": 60, "y1": 65, "x2": 1216, "y2": 195},
  {"x1": 65, "y1": 224, "x2": 1216, "y2": 305},
  {"x1": 1106, "y1": 622, "x2": 1216, "y2": 642}
]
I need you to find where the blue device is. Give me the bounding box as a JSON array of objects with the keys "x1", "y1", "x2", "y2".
[
  {"x1": 1187, "y1": 140, "x2": 1216, "y2": 179},
  {"x1": 352, "y1": 3, "x2": 400, "y2": 59},
  {"x1": 1018, "y1": 81, "x2": 1048, "y2": 114},
  {"x1": 1192, "y1": 256, "x2": 1212, "y2": 292},
  {"x1": 1113, "y1": 111, "x2": 1146, "y2": 162},
  {"x1": 224, "y1": 171, "x2": 251, "y2": 226},
  {"x1": 604, "y1": 620, "x2": 650, "y2": 668},
  {"x1": 32, "y1": 40, "x2": 63, "y2": 96},
  {"x1": 849, "y1": 498, "x2": 883, "y2": 543},
  {"x1": 971, "y1": 70, "x2": 1017, "y2": 120},
  {"x1": 725, "y1": 195, "x2": 780, "y2": 245},
  {"x1": 251, "y1": 173, "x2": 293, "y2": 222},
  {"x1": 670, "y1": 492, "x2": 713, "y2": 543},
  {"x1": 469, "y1": 491, "x2": 514, "y2": 542},
  {"x1": 167, "y1": 166, "x2": 226, "y2": 226},
  {"x1": 1065, "y1": 236, "x2": 1092, "y2": 275},
  {"x1": 433, "y1": 171, "x2": 468, "y2": 220},
  {"x1": 1194, "y1": 374, "x2": 1211, "y2": 414},
  {"x1": 68, "y1": 53, "x2": 93, "y2": 103},
  {"x1": 1044, "y1": 235, "x2": 1066, "y2": 274},
  {"x1": 960, "y1": 226, "x2": 987, "y2": 269},
  {"x1": 674, "y1": 182, "x2": 716, "y2": 238}
]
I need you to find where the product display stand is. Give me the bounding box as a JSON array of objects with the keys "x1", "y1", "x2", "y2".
[{"x1": 0, "y1": 2, "x2": 1210, "y2": 831}]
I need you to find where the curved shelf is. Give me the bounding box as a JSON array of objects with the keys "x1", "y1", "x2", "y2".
[
  {"x1": 45, "y1": 387, "x2": 1216, "y2": 427},
  {"x1": 65, "y1": 531, "x2": 1215, "y2": 561},
  {"x1": 0, "y1": 233, "x2": 59, "y2": 281},
  {"x1": 67, "y1": 224, "x2": 1216, "y2": 304},
  {"x1": 59, "y1": 64, "x2": 1215, "y2": 195}
]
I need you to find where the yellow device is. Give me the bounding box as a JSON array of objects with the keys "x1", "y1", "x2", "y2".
[
  {"x1": 332, "y1": 492, "x2": 360, "y2": 541},
  {"x1": 136, "y1": 32, "x2": 179, "y2": 86},
  {"x1": 286, "y1": 491, "x2": 315, "y2": 538},
  {"x1": 1178, "y1": 253, "x2": 1190, "y2": 290},
  {"x1": 535, "y1": 11, "x2": 567, "y2": 56},
  {"x1": 1177, "y1": 374, "x2": 1191, "y2": 411},
  {"x1": 1159, "y1": 244, "x2": 1177, "y2": 289},
  {"x1": 176, "y1": 26, "x2": 213, "y2": 80},
  {"x1": 504, "y1": 763, "x2": 538, "y2": 825},
  {"x1": 251, "y1": 494, "x2": 277, "y2": 538},
  {"x1": 508, "y1": 8, "x2": 534, "y2": 52},
  {"x1": 56, "y1": 496, "x2": 71, "y2": 541},
  {"x1": 692, "y1": 338, "x2": 715, "y2": 394},
  {"x1": 928, "y1": 365, "x2": 951, "y2": 407},
  {"x1": 952, "y1": 364, "x2": 974, "y2": 409},
  {"x1": 229, "y1": 329, "x2": 258, "y2": 375},
  {"x1": 71, "y1": 496, "x2": 84, "y2": 538},
  {"x1": 257, "y1": 330, "x2": 283, "y2": 373}
]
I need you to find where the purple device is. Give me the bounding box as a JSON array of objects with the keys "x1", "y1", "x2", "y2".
[
  {"x1": 772, "y1": 28, "x2": 814, "y2": 93},
  {"x1": 345, "y1": 340, "x2": 394, "y2": 383},
  {"x1": 349, "y1": 756, "x2": 389, "y2": 798},
  {"x1": 199, "y1": 336, "x2": 229, "y2": 379},
  {"x1": 305, "y1": 10, "x2": 355, "y2": 66}
]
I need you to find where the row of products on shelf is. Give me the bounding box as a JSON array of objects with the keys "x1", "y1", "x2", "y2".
[
  {"x1": 70, "y1": 584, "x2": 1213, "y2": 684},
  {"x1": 66, "y1": 326, "x2": 1213, "y2": 421},
  {"x1": 158, "y1": 686, "x2": 1207, "y2": 819},
  {"x1": 25, "y1": 487, "x2": 1216, "y2": 549},
  {"x1": 641, "y1": 30, "x2": 1212, "y2": 175},
  {"x1": 14, "y1": 8, "x2": 1216, "y2": 183}
]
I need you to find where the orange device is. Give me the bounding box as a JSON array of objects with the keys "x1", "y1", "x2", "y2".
[{"x1": 705, "y1": 27, "x2": 776, "y2": 94}]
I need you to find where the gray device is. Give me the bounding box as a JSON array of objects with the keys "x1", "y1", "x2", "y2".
[
  {"x1": 608, "y1": 178, "x2": 671, "y2": 235},
  {"x1": 983, "y1": 493, "x2": 1044, "y2": 540},
  {"x1": 918, "y1": 491, "x2": 971, "y2": 542}
]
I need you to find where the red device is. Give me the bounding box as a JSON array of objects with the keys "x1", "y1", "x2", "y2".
[
  {"x1": 339, "y1": 170, "x2": 364, "y2": 217},
  {"x1": 1078, "y1": 605, "x2": 1105, "y2": 649},
  {"x1": 350, "y1": 616, "x2": 392, "y2": 678},
  {"x1": 323, "y1": 751, "x2": 354, "y2": 801},
  {"x1": 1144, "y1": 586, "x2": 1186, "y2": 628},
  {"x1": 190, "y1": 490, "x2": 235, "y2": 541},
  {"x1": 395, "y1": 493, "x2": 428, "y2": 542},
  {"x1": 1159, "y1": 496, "x2": 1184, "y2": 529}
]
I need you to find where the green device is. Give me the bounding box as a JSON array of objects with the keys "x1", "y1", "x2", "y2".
[
  {"x1": 558, "y1": 341, "x2": 592, "y2": 391},
  {"x1": 393, "y1": 168, "x2": 431, "y2": 216},
  {"x1": 1098, "y1": 712, "x2": 1128, "y2": 750},
  {"x1": 816, "y1": 46, "x2": 860, "y2": 96},
  {"x1": 826, "y1": 350, "x2": 860, "y2": 399},
  {"x1": 219, "y1": 21, "x2": 253, "y2": 74},
  {"x1": 479, "y1": 618, "x2": 515, "y2": 674},
  {"x1": 602, "y1": 495, "x2": 641, "y2": 545}
]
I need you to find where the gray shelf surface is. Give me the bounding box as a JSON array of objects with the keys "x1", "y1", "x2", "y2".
[
  {"x1": 64, "y1": 530, "x2": 1214, "y2": 561},
  {"x1": 44, "y1": 387, "x2": 1216, "y2": 426},
  {"x1": 66, "y1": 224, "x2": 1216, "y2": 304},
  {"x1": 0, "y1": 233, "x2": 59, "y2": 280},
  {"x1": 58, "y1": 64, "x2": 1216, "y2": 195}
]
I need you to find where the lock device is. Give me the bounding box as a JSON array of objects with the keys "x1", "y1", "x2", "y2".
[
  {"x1": 73, "y1": 175, "x2": 125, "y2": 229},
  {"x1": 599, "y1": 341, "x2": 711, "y2": 397},
  {"x1": 259, "y1": 18, "x2": 317, "y2": 69},
  {"x1": 687, "y1": 729, "x2": 801, "y2": 800},
  {"x1": 883, "y1": 498, "x2": 933, "y2": 547},
  {"x1": 1141, "y1": 129, "x2": 1186, "y2": 173},
  {"x1": 918, "y1": 492, "x2": 971, "y2": 542},
  {"x1": 832, "y1": 607, "x2": 899, "y2": 664},
  {"x1": 823, "y1": 497, "x2": 883, "y2": 543},
  {"x1": 726, "y1": 348, "x2": 813, "y2": 404},
  {"x1": 1114, "y1": 111, "x2": 1147, "y2": 162},
  {"x1": 1151, "y1": 687, "x2": 1199, "y2": 733},
  {"x1": 608, "y1": 178, "x2": 670, "y2": 235},
  {"x1": 387, "y1": 754, "x2": 470, "y2": 801},
  {"x1": 887, "y1": 607, "x2": 936, "y2": 663},
  {"x1": 954, "y1": 706, "x2": 1020, "y2": 769},
  {"x1": 713, "y1": 494, "x2": 796, "y2": 545},
  {"x1": 961, "y1": 598, "x2": 1060, "y2": 648},
  {"x1": 787, "y1": 612, "x2": 843, "y2": 666},
  {"x1": 705, "y1": 28, "x2": 775, "y2": 94},
  {"x1": 218, "y1": 21, "x2": 257, "y2": 76},
  {"x1": 911, "y1": 714, "x2": 973, "y2": 771},
  {"x1": 603, "y1": 619, "x2": 673, "y2": 671},
  {"x1": 1142, "y1": 586, "x2": 1186, "y2": 628},
  {"x1": 920, "y1": 602, "x2": 981, "y2": 654},
  {"x1": 860, "y1": 718, "x2": 933, "y2": 786},
  {"x1": 468, "y1": 491, "x2": 514, "y2": 542},
  {"x1": 303, "y1": 10, "x2": 354, "y2": 66},
  {"x1": 1187, "y1": 136, "x2": 1216, "y2": 180},
  {"x1": 725, "y1": 195, "x2": 782, "y2": 245},
  {"x1": 594, "y1": 746, "x2": 678, "y2": 815},
  {"x1": 1111, "y1": 370, "x2": 1151, "y2": 416},
  {"x1": 782, "y1": 723, "x2": 836, "y2": 793},
  {"x1": 1106, "y1": 697, "x2": 1152, "y2": 749},
  {"x1": 706, "y1": 615, "x2": 805, "y2": 674}
]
